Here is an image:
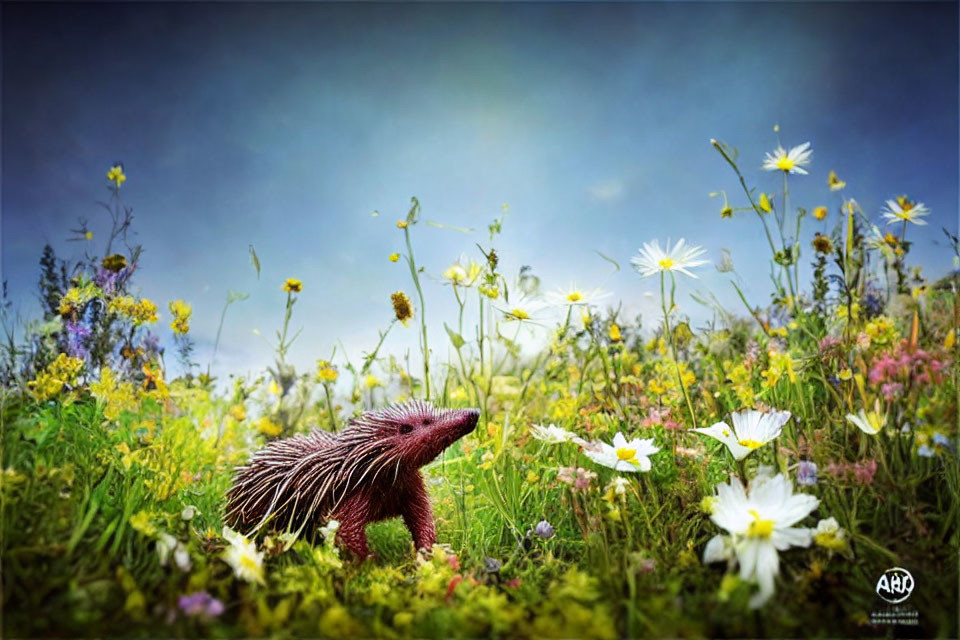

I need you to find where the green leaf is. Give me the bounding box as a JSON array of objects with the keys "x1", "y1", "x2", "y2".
[
  {"x1": 594, "y1": 250, "x2": 621, "y2": 271},
  {"x1": 227, "y1": 290, "x2": 250, "y2": 304},
  {"x1": 249, "y1": 244, "x2": 261, "y2": 280},
  {"x1": 444, "y1": 322, "x2": 465, "y2": 350},
  {"x1": 406, "y1": 197, "x2": 421, "y2": 225},
  {"x1": 426, "y1": 220, "x2": 475, "y2": 233}
]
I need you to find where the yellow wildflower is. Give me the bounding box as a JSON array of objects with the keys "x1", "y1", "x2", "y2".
[
  {"x1": 758, "y1": 193, "x2": 773, "y2": 213},
  {"x1": 478, "y1": 450, "x2": 496, "y2": 470},
  {"x1": 479, "y1": 285, "x2": 500, "y2": 299},
  {"x1": 134, "y1": 299, "x2": 158, "y2": 325},
  {"x1": 391, "y1": 291, "x2": 413, "y2": 326},
  {"x1": 827, "y1": 170, "x2": 846, "y2": 191},
  {"x1": 102, "y1": 253, "x2": 128, "y2": 272},
  {"x1": 256, "y1": 416, "x2": 283, "y2": 437},
  {"x1": 140, "y1": 361, "x2": 168, "y2": 399},
  {"x1": 107, "y1": 164, "x2": 126, "y2": 187},
  {"x1": 396, "y1": 220, "x2": 408, "y2": 229},
  {"x1": 812, "y1": 233, "x2": 833, "y2": 254},
  {"x1": 129, "y1": 510, "x2": 156, "y2": 536},
  {"x1": 109, "y1": 296, "x2": 158, "y2": 325},
  {"x1": 282, "y1": 278, "x2": 302, "y2": 293},
  {"x1": 229, "y1": 404, "x2": 247, "y2": 421},
  {"x1": 27, "y1": 354, "x2": 85, "y2": 401},
  {"x1": 364, "y1": 374, "x2": 382, "y2": 389},
  {"x1": 168, "y1": 299, "x2": 192, "y2": 335},
  {"x1": 865, "y1": 315, "x2": 898, "y2": 347},
  {"x1": 58, "y1": 285, "x2": 100, "y2": 316},
  {"x1": 835, "y1": 302, "x2": 860, "y2": 322},
  {"x1": 388, "y1": 253, "x2": 400, "y2": 262},
  {"x1": 90, "y1": 367, "x2": 138, "y2": 420},
  {"x1": 316, "y1": 360, "x2": 339, "y2": 383},
  {"x1": 609, "y1": 323, "x2": 622, "y2": 342},
  {"x1": 761, "y1": 351, "x2": 798, "y2": 388},
  {"x1": 813, "y1": 206, "x2": 828, "y2": 220},
  {"x1": 700, "y1": 496, "x2": 718, "y2": 515}
]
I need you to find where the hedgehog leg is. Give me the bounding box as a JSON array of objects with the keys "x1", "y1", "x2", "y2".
[
  {"x1": 400, "y1": 473, "x2": 437, "y2": 552},
  {"x1": 335, "y1": 495, "x2": 372, "y2": 559}
]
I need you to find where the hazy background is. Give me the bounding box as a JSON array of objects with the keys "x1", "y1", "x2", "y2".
[{"x1": 3, "y1": 1, "x2": 958, "y2": 381}]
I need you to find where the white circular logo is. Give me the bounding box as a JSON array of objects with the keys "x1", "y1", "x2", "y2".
[{"x1": 875, "y1": 567, "x2": 915, "y2": 604}]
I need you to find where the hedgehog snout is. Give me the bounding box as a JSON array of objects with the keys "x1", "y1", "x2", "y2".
[{"x1": 458, "y1": 408, "x2": 480, "y2": 436}]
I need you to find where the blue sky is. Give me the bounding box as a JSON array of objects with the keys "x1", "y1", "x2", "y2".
[{"x1": 2, "y1": 1, "x2": 957, "y2": 380}]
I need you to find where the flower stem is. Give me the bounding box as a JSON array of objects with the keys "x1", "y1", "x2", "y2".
[
  {"x1": 323, "y1": 383, "x2": 338, "y2": 432},
  {"x1": 660, "y1": 271, "x2": 697, "y2": 430},
  {"x1": 403, "y1": 226, "x2": 430, "y2": 400}
]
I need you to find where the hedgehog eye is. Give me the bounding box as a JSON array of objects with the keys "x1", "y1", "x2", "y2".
[
  {"x1": 422, "y1": 418, "x2": 433, "y2": 426},
  {"x1": 399, "y1": 423, "x2": 413, "y2": 435}
]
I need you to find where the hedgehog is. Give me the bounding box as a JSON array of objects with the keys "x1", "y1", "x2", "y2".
[{"x1": 225, "y1": 400, "x2": 479, "y2": 558}]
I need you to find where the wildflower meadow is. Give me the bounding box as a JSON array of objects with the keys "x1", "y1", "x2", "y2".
[{"x1": 2, "y1": 134, "x2": 958, "y2": 639}]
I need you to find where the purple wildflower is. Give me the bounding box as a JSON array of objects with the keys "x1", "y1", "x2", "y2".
[
  {"x1": 534, "y1": 519, "x2": 555, "y2": 540},
  {"x1": 65, "y1": 320, "x2": 92, "y2": 360},
  {"x1": 142, "y1": 332, "x2": 164, "y2": 357},
  {"x1": 932, "y1": 432, "x2": 951, "y2": 448},
  {"x1": 94, "y1": 264, "x2": 135, "y2": 296},
  {"x1": 178, "y1": 591, "x2": 224, "y2": 618},
  {"x1": 796, "y1": 460, "x2": 818, "y2": 486}
]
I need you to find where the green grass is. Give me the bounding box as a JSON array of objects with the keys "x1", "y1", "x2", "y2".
[{"x1": 2, "y1": 143, "x2": 958, "y2": 638}]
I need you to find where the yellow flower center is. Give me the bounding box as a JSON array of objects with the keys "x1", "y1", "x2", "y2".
[
  {"x1": 897, "y1": 196, "x2": 914, "y2": 213},
  {"x1": 616, "y1": 447, "x2": 640, "y2": 466},
  {"x1": 738, "y1": 438, "x2": 763, "y2": 450},
  {"x1": 241, "y1": 555, "x2": 258, "y2": 570},
  {"x1": 566, "y1": 292, "x2": 583, "y2": 302},
  {"x1": 658, "y1": 257, "x2": 674, "y2": 270},
  {"x1": 512, "y1": 308, "x2": 530, "y2": 320},
  {"x1": 747, "y1": 510, "x2": 775, "y2": 539},
  {"x1": 776, "y1": 156, "x2": 795, "y2": 171}
]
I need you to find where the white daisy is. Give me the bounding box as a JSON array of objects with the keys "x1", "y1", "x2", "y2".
[
  {"x1": 222, "y1": 526, "x2": 265, "y2": 585},
  {"x1": 607, "y1": 476, "x2": 632, "y2": 496},
  {"x1": 442, "y1": 257, "x2": 482, "y2": 287},
  {"x1": 631, "y1": 239, "x2": 709, "y2": 279},
  {"x1": 812, "y1": 517, "x2": 847, "y2": 551},
  {"x1": 692, "y1": 410, "x2": 791, "y2": 460},
  {"x1": 583, "y1": 432, "x2": 659, "y2": 473},
  {"x1": 846, "y1": 405, "x2": 885, "y2": 435},
  {"x1": 704, "y1": 473, "x2": 819, "y2": 608},
  {"x1": 545, "y1": 284, "x2": 611, "y2": 307},
  {"x1": 495, "y1": 296, "x2": 547, "y2": 322},
  {"x1": 881, "y1": 197, "x2": 930, "y2": 226},
  {"x1": 530, "y1": 423, "x2": 583, "y2": 445},
  {"x1": 703, "y1": 533, "x2": 736, "y2": 565},
  {"x1": 762, "y1": 142, "x2": 813, "y2": 175}
]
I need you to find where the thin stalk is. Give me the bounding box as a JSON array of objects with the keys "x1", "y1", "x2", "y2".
[
  {"x1": 403, "y1": 226, "x2": 430, "y2": 400},
  {"x1": 323, "y1": 383, "x2": 338, "y2": 432},
  {"x1": 661, "y1": 271, "x2": 697, "y2": 430}
]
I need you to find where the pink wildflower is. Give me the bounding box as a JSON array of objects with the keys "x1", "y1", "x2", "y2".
[{"x1": 557, "y1": 466, "x2": 597, "y2": 491}]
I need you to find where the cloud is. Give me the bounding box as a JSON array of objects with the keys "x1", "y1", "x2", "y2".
[{"x1": 588, "y1": 179, "x2": 626, "y2": 202}]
